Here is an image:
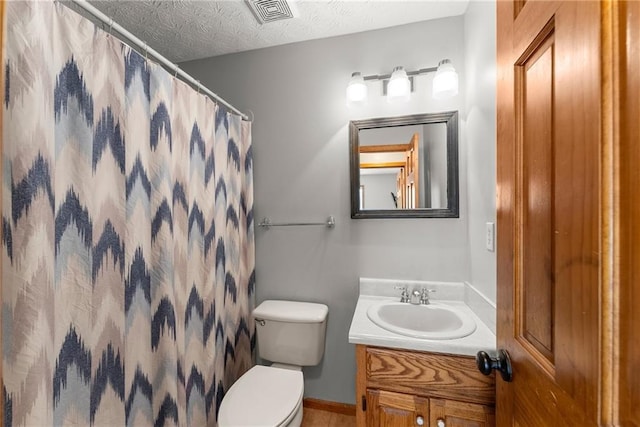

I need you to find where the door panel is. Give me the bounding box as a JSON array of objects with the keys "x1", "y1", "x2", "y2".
[
  {"x1": 497, "y1": 0, "x2": 603, "y2": 425},
  {"x1": 517, "y1": 28, "x2": 555, "y2": 366}
]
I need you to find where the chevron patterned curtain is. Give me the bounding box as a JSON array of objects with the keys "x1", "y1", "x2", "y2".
[{"x1": 2, "y1": 1, "x2": 255, "y2": 426}]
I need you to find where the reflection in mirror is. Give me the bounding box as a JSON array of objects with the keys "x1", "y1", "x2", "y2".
[{"x1": 350, "y1": 111, "x2": 458, "y2": 218}]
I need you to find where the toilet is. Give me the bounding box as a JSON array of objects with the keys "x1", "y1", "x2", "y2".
[{"x1": 218, "y1": 300, "x2": 329, "y2": 427}]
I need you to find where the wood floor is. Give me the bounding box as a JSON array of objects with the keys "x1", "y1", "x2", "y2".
[{"x1": 301, "y1": 408, "x2": 356, "y2": 427}]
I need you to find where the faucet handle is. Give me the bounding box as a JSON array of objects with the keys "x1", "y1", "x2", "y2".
[
  {"x1": 420, "y1": 288, "x2": 436, "y2": 304},
  {"x1": 394, "y1": 285, "x2": 409, "y2": 303}
]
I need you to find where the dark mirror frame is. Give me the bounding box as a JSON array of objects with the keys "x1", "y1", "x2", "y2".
[{"x1": 349, "y1": 111, "x2": 459, "y2": 219}]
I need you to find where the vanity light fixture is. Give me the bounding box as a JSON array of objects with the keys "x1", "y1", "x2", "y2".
[
  {"x1": 346, "y1": 59, "x2": 459, "y2": 105},
  {"x1": 432, "y1": 59, "x2": 459, "y2": 99},
  {"x1": 346, "y1": 72, "x2": 368, "y2": 106},
  {"x1": 386, "y1": 66, "x2": 411, "y2": 103}
]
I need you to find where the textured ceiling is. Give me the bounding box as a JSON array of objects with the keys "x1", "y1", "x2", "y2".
[{"x1": 87, "y1": 1, "x2": 470, "y2": 63}]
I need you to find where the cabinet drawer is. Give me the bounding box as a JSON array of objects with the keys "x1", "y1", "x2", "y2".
[{"x1": 366, "y1": 346, "x2": 495, "y2": 406}]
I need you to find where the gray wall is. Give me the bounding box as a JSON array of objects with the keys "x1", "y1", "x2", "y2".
[
  {"x1": 359, "y1": 124, "x2": 423, "y2": 146},
  {"x1": 181, "y1": 14, "x2": 490, "y2": 404},
  {"x1": 464, "y1": 2, "x2": 497, "y2": 303},
  {"x1": 360, "y1": 173, "x2": 397, "y2": 210},
  {"x1": 423, "y1": 123, "x2": 448, "y2": 208}
]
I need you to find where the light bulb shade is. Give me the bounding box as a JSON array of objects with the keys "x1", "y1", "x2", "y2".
[
  {"x1": 387, "y1": 66, "x2": 411, "y2": 103},
  {"x1": 346, "y1": 72, "x2": 368, "y2": 105},
  {"x1": 432, "y1": 59, "x2": 458, "y2": 99}
]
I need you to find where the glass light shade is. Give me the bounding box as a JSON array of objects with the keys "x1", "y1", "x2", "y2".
[
  {"x1": 346, "y1": 72, "x2": 368, "y2": 105},
  {"x1": 432, "y1": 59, "x2": 459, "y2": 99},
  {"x1": 387, "y1": 66, "x2": 411, "y2": 103}
]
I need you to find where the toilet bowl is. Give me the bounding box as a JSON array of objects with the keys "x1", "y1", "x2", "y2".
[
  {"x1": 217, "y1": 300, "x2": 329, "y2": 427},
  {"x1": 218, "y1": 365, "x2": 303, "y2": 427}
]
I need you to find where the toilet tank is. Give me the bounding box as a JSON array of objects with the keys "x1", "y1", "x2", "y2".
[{"x1": 253, "y1": 300, "x2": 329, "y2": 366}]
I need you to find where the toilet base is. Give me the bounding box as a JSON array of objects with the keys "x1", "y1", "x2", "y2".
[{"x1": 288, "y1": 403, "x2": 303, "y2": 427}]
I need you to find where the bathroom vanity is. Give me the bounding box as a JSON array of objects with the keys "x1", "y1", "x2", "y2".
[
  {"x1": 349, "y1": 278, "x2": 497, "y2": 427},
  {"x1": 355, "y1": 345, "x2": 494, "y2": 427}
]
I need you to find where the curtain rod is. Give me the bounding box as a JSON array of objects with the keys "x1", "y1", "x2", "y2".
[{"x1": 63, "y1": 0, "x2": 250, "y2": 121}]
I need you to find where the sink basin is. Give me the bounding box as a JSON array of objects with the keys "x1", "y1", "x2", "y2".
[{"x1": 366, "y1": 302, "x2": 477, "y2": 340}]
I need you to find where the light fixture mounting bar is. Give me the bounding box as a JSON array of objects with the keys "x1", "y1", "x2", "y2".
[
  {"x1": 407, "y1": 66, "x2": 439, "y2": 77},
  {"x1": 361, "y1": 66, "x2": 438, "y2": 82}
]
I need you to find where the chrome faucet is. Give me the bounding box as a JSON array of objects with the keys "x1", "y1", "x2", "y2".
[
  {"x1": 395, "y1": 285, "x2": 409, "y2": 303},
  {"x1": 421, "y1": 288, "x2": 436, "y2": 305},
  {"x1": 410, "y1": 289, "x2": 422, "y2": 305}
]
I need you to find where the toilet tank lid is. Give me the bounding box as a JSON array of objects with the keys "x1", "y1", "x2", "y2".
[{"x1": 253, "y1": 300, "x2": 329, "y2": 323}]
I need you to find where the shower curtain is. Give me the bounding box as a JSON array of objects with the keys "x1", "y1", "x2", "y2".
[{"x1": 2, "y1": 1, "x2": 255, "y2": 426}]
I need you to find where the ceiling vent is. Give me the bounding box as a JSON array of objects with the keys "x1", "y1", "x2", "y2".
[{"x1": 245, "y1": 0, "x2": 296, "y2": 24}]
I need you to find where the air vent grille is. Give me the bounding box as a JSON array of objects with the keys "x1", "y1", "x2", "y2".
[{"x1": 245, "y1": 0, "x2": 296, "y2": 24}]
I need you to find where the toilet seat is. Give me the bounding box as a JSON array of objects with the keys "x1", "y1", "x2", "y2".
[{"x1": 218, "y1": 365, "x2": 304, "y2": 427}]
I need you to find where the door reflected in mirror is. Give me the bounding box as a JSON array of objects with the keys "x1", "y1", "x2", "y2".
[{"x1": 350, "y1": 111, "x2": 458, "y2": 218}]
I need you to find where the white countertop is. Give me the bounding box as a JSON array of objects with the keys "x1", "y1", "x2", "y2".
[{"x1": 348, "y1": 295, "x2": 496, "y2": 357}]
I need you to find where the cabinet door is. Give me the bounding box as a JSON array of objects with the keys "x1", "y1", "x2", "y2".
[
  {"x1": 367, "y1": 389, "x2": 429, "y2": 427},
  {"x1": 429, "y1": 398, "x2": 494, "y2": 427}
]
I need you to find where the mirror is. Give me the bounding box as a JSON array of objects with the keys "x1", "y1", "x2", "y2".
[{"x1": 349, "y1": 111, "x2": 459, "y2": 218}]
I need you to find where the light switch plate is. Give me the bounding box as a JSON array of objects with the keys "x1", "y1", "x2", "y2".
[{"x1": 486, "y1": 222, "x2": 495, "y2": 252}]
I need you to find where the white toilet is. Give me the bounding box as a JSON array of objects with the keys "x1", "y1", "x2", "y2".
[{"x1": 218, "y1": 300, "x2": 329, "y2": 427}]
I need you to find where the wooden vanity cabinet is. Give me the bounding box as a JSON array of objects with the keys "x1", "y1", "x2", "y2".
[{"x1": 356, "y1": 345, "x2": 495, "y2": 427}]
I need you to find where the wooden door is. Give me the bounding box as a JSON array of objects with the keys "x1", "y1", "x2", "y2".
[
  {"x1": 429, "y1": 399, "x2": 494, "y2": 427},
  {"x1": 618, "y1": 3, "x2": 640, "y2": 424},
  {"x1": 405, "y1": 133, "x2": 420, "y2": 209},
  {"x1": 496, "y1": 1, "x2": 615, "y2": 425},
  {"x1": 366, "y1": 389, "x2": 429, "y2": 427},
  {"x1": 397, "y1": 168, "x2": 406, "y2": 208}
]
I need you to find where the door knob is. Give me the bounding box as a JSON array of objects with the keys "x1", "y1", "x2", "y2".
[{"x1": 476, "y1": 349, "x2": 513, "y2": 382}]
